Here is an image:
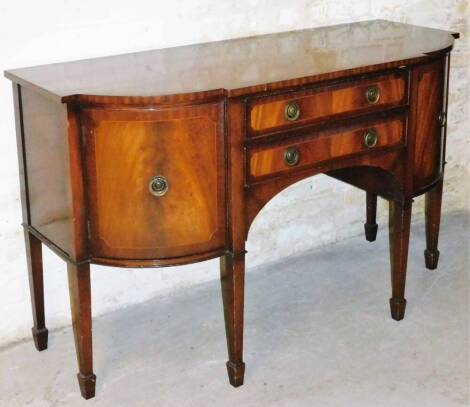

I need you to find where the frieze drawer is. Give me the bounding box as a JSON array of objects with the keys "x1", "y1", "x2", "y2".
[{"x1": 248, "y1": 72, "x2": 407, "y2": 136}]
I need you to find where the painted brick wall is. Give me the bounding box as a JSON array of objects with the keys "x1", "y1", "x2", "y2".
[{"x1": 0, "y1": 0, "x2": 467, "y2": 346}]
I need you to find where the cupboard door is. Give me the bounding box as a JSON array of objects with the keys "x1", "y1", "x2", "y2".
[
  {"x1": 412, "y1": 57, "x2": 447, "y2": 191},
  {"x1": 83, "y1": 103, "x2": 226, "y2": 260}
]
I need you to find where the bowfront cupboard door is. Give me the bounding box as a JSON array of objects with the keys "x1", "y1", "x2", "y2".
[
  {"x1": 82, "y1": 102, "x2": 226, "y2": 261},
  {"x1": 412, "y1": 57, "x2": 447, "y2": 192}
]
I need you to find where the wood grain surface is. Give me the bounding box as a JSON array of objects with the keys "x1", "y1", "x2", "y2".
[
  {"x1": 412, "y1": 58, "x2": 446, "y2": 190},
  {"x1": 4, "y1": 20, "x2": 455, "y2": 102},
  {"x1": 248, "y1": 117, "x2": 405, "y2": 181},
  {"x1": 82, "y1": 102, "x2": 226, "y2": 260},
  {"x1": 249, "y1": 72, "x2": 407, "y2": 134}
]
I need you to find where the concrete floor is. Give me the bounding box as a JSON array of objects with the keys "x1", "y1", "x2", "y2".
[{"x1": 0, "y1": 212, "x2": 468, "y2": 407}]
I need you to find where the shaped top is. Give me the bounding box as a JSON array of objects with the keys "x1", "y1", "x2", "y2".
[{"x1": 5, "y1": 20, "x2": 457, "y2": 102}]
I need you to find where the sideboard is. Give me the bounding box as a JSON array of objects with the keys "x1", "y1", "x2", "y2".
[{"x1": 5, "y1": 20, "x2": 458, "y2": 399}]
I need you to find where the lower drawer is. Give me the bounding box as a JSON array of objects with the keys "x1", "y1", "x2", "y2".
[{"x1": 247, "y1": 116, "x2": 405, "y2": 182}]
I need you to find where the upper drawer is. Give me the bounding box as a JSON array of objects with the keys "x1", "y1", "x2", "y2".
[{"x1": 248, "y1": 72, "x2": 407, "y2": 135}]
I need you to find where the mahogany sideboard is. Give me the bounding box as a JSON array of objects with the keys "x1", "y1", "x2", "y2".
[{"x1": 5, "y1": 20, "x2": 459, "y2": 399}]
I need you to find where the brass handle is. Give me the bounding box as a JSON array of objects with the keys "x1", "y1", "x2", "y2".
[
  {"x1": 438, "y1": 111, "x2": 447, "y2": 127},
  {"x1": 365, "y1": 86, "x2": 380, "y2": 104},
  {"x1": 284, "y1": 147, "x2": 300, "y2": 166},
  {"x1": 364, "y1": 129, "x2": 378, "y2": 148},
  {"x1": 284, "y1": 102, "x2": 301, "y2": 121},
  {"x1": 149, "y1": 175, "x2": 169, "y2": 197}
]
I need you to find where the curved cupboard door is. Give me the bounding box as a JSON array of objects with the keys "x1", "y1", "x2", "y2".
[
  {"x1": 412, "y1": 57, "x2": 447, "y2": 191},
  {"x1": 82, "y1": 102, "x2": 226, "y2": 261}
]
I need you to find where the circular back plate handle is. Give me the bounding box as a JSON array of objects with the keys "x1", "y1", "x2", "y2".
[
  {"x1": 284, "y1": 102, "x2": 301, "y2": 121},
  {"x1": 284, "y1": 146, "x2": 300, "y2": 166},
  {"x1": 438, "y1": 111, "x2": 447, "y2": 127},
  {"x1": 149, "y1": 175, "x2": 169, "y2": 197},
  {"x1": 365, "y1": 85, "x2": 380, "y2": 104},
  {"x1": 363, "y1": 129, "x2": 379, "y2": 148}
]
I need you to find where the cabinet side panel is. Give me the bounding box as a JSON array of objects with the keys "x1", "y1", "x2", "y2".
[
  {"x1": 21, "y1": 86, "x2": 74, "y2": 256},
  {"x1": 12, "y1": 84, "x2": 30, "y2": 223},
  {"x1": 412, "y1": 58, "x2": 446, "y2": 191}
]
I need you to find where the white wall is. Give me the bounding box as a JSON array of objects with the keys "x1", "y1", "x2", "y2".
[{"x1": 0, "y1": 0, "x2": 468, "y2": 347}]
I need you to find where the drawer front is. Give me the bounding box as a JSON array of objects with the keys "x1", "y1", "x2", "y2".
[
  {"x1": 248, "y1": 117, "x2": 405, "y2": 181},
  {"x1": 83, "y1": 103, "x2": 226, "y2": 260},
  {"x1": 248, "y1": 73, "x2": 407, "y2": 135}
]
